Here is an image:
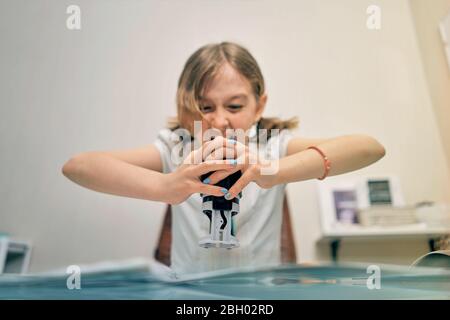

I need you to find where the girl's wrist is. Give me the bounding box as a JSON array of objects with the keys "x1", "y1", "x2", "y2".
[
  {"x1": 254, "y1": 160, "x2": 280, "y2": 188},
  {"x1": 150, "y1": 172, "x2": 173, "y2": 203}
]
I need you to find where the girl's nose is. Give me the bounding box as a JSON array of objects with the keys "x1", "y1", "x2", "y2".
[{"x1": 211, "y1": 111, "x2": 230, "y2": 132}]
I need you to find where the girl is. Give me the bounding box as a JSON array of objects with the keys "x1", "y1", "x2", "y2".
[{"x1": 62, "y1": 42, "x2": 385, "y2": 275}]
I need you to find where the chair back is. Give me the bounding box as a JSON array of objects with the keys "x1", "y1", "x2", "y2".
[{"x1": 154, "y1": 194, "x2": 297, "y2": 266}]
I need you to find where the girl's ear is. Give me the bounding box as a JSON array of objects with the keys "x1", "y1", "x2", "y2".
[{"x1": 255, "y1": 94, "x2": 267, "y2": 122}]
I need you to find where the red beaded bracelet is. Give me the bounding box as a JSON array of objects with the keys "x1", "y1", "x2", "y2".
[{"x1": 307, "y1": 146, "x2": 331, "y2": 180}]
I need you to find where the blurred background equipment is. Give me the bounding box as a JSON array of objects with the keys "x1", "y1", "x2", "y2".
[{"x1": 0, "y1": 233, "x2": 32, "y2": 274}]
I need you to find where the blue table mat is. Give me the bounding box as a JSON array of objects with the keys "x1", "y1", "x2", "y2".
[{"x1": 1, "y1": 260, "x2": 449, "y2": 300}]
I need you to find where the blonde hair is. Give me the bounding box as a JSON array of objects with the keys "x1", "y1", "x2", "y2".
[{"x1": 168, "y1": 41, "x2": 298, "y2": 134}]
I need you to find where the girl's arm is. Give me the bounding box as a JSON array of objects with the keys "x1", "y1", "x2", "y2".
[
  {"x1": 218, "y1": 134, "x2": 385, "y2": 199},
  {"x1": 272, "y1": 134, "x2": 386, "y2": 185},
  {"x1": 61, "y1": 146, "x2": 168, "y2": 202},
  {"x1": 62, "y1": 144, "x2": 236, "y2": 204}
]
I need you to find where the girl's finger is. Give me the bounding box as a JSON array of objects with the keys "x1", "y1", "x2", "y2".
[
  {"x1": 202, "y1": 137, "x2": 237, "y2": 160},
  {"x1": 224, "y1": 169, "x2": 254, "y2": 200},
  {"x1": 204, "y1": 146, "x2": 237, "y2": 161},
  {"x1": 233, "y1": 153, "x2": 252, "y2": 167},
  {"x1": 203, "y1": 168, "x2": 240, "y2": 185},
  {"x1": 194, "y1": 160, "x2": 237, "y2": 175},
  {"x1": 183, "y1": 148, "x2": 203, "y2": 165},
  {"x1": 234, "y1": 140, "x2": 247, "y2": 158},
  {"x1": 196, "y1": 183, "x2": 229, "y2": 197}
]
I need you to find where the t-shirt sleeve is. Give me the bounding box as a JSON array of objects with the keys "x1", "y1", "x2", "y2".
[
  {"x1": 153, "y1": 128, "x2": 176, "y2": 174},
  {"x1": 266, "y1": 129, "x2": 294, "y2": 160},
  {"x1": 278, "y1": 129, "x2": 294, "y2": 158}
]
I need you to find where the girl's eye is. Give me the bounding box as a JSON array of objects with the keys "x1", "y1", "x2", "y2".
[
  {"x1": 200, "y1": 106, "x2": 213, "y2": 113},
  {"x1": 228, "y1": 105, "x2": 243, "y2": 111}
]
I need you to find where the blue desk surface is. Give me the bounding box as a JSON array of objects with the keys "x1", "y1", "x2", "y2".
[{"x1": 1, "y1": 261, "x2": 449, "y2": 300}]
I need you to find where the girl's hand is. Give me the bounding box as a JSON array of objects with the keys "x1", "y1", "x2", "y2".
[
  {"x1": 203, "y1": 138, "x2": 277, "y2": 200},
  {"x1": 160, "y1": 140, "x2": 237, "y2": 205}
]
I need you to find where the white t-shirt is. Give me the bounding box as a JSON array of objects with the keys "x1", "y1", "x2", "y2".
[{"x1": 154, "y1": 126, "x2": 293, "y2": 275}]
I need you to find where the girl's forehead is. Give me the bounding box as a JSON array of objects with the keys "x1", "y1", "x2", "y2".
[
  {"x1": 201, "y1": 64, "x2": 252, "y2": 101},
  {"x1": 200, "y1": 93, "x2": 249, "y2": 103}
]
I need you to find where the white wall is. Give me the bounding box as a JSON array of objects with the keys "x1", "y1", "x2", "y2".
[
  {"x1": 410, "y1": 0, "x2": 450, "y2": 174},
  {"x1": 0, "y1": 0, "x2": 448, "y2": 272}
]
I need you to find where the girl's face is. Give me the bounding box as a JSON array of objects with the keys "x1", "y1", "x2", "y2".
[{"x1": 198, "y1": 63, "x2": 267, "y2": 137}]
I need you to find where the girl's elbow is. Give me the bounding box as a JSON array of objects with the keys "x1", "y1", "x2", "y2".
[
  {"x1": 363, "y1": 136, "x2": 386, "y2": 160},
  {"x1": 378, "y1": 144, "x2": 386, "y2": 159},
  {"x1": 62, "y1": 158, "x2": 76, "y2": 178},
  {"x1": 62, "y1": 154, "x2": 86, "y2": 178}
]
